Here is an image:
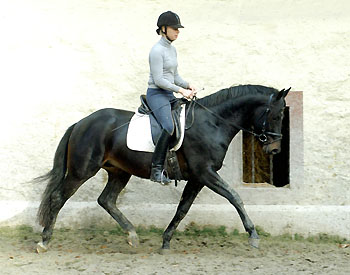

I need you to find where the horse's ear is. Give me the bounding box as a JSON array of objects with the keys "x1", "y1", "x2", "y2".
[
  {"x1": 276, "y1": 89, "x2": 285, "y2": 100},
  {"x1": 284, "y1": 87, "x2": 291, "y2": 98},
  {"x1": 276, "y1": 87, "x2": 291, "y2": 100}
]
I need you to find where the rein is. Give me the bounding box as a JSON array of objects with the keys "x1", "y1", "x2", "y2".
[{"x1": 187, "y1": 94, "x2": 282, "y2": 144}]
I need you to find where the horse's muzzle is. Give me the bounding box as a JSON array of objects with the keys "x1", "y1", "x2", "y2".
[{"x1": 263, "y1": 139, "x2": 281, "y2": 155}]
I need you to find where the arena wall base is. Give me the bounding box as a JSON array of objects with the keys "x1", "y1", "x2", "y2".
[{"x1": 1, "y1": 201, "x2": 349, "y2": 240}]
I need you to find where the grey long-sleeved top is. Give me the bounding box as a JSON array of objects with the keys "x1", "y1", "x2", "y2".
[{"x1": 148, "y1": 36, "x2": 189, "y2": 93}]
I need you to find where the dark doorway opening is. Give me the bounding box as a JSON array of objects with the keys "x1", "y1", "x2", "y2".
[{"x1": 242, "y1": 107, "x2": 290, "y2": 187}]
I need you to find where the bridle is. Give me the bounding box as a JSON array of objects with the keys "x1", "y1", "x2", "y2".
[
  {"x1": 186, "y1": 93, "x2": 283, "y2": 145},
  {"x1": 254, "y1": 93, "x2": 283, "y2": 144}
]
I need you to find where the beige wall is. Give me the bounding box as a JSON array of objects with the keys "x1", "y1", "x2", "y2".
[{"x1": 1, "y1": 0, "x2": 349, "y2": 236}]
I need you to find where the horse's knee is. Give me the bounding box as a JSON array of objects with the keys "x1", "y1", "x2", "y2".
[
  {"x1": 233, "y1": 194, "x2": 243, "y2": 206},
  {"x1": 229, "y1": 187, "x2": 244, "y2": 205}
]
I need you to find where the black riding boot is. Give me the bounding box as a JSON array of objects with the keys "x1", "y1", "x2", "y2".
[{"x1": 150, "y1": 130, "x2": 171, "y2": 185}]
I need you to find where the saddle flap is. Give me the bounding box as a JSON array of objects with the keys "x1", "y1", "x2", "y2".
[
  {"x1": 127, "y1": 104, "x2": 186, "y2": 153},
  {"x1": 137, "y1": 95, "x2": 188, "y2": 147}
]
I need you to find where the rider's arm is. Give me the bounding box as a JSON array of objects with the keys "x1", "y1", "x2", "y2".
[{"x1": 174, "y1": 67, "x2": 189, "y2": 89}]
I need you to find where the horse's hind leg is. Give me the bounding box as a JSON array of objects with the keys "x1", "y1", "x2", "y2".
[
  {"x1": 97, "y1": 169, "x2": 138, "y2": 247},
  {"x1": 37, "y1": 175, "x2": 89, "y2": 253},
  {"x1": 162, "y1": 180, "x2": 203, "y2": 249}
]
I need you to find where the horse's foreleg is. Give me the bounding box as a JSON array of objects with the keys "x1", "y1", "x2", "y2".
[
  {"x1": 203, "y1": 171, "x2": 259, "y2": 248},
  {"x1": 162, "y1": 180, "x2": 203, "y2": 249},
  {"x1": 97, "y1": 169, "x2": 138, "y2": 247}
]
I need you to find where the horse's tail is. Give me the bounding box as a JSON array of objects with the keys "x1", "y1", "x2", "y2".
[{"x1": 36, "y1": 123, "x2": 76, "y2": 227}]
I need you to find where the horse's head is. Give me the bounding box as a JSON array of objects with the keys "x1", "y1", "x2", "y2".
[{"x1": 253, "y1": 88, "x2": 290, "y2": 155}]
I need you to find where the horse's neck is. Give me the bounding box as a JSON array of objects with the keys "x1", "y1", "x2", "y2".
[{"x1": 214, "y1": 95, "x2": 265, "y2": 137}]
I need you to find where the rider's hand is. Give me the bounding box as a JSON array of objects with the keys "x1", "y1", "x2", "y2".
[
  {"x1": 188, "y1": 84, "x2": 197, "y2": 97},
  {"x1": 179, "y1": 88, "x2": 195, "y2": 99},
  {"x1": 188, "y1": 84, "x2": 197, "y2": 94}
]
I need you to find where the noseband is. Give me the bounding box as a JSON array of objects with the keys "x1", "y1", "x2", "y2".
[{"x1": 187, "y1": 93, "x2": 282, "y2": 145}]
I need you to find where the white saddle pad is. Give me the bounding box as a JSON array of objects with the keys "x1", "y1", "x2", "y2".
[{"x1": 126, "y1": 106, "x2": 186, "y2": 152}]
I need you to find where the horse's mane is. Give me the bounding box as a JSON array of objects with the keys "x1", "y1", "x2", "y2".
[{"x1": 197, "y1": 84, "x2": 278, "y2": 108}]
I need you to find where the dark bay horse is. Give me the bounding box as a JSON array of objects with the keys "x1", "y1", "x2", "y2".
[{"x1": 36, "y1": 84, "x2": 290, "y2": 252}]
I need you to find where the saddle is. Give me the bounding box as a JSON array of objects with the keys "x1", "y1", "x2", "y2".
[{"x1": 138, "y1": 95, "x2": 187, "y2": 148}]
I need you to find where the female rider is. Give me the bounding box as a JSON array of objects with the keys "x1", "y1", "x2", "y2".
[{"x1": 147, "y1": 11, "x2": 196, "y2": 184}]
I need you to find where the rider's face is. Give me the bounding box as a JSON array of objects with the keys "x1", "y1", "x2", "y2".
[{"x1": 164, "y1": 26, "x2": 180, "y2": 41}]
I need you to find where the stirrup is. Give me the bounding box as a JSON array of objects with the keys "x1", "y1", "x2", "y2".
[
  {"x1": 150, "y1": 166, "x2": 171, "y2": 185},
  {"x1": 160, "y1": 169, "x2": 171, "y2": 186}
]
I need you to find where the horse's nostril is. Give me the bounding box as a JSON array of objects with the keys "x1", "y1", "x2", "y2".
[{"x1": 271, "y1": 149, "x2": 280, "y2": 155}]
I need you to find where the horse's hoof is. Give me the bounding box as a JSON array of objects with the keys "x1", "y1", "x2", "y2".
[
  {"x1": 127, "y1": 231, "x2": 139, "y2": 248},
  {"x1": 36, "y1": 242, "x2": 48, "y2": 253},
  {"x1": 158, "y1": 247, "x2": 171, "y2": 255},
  {"x1": 248, "y1": 237, "x2": 260, "y2": 249}
]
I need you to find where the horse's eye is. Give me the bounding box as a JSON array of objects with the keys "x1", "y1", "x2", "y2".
[{"x1": 273, "y1": 115, "x2": 281, "y2": 121}]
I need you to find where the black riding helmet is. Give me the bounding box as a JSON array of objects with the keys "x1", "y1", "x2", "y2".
[{"x1": 156, "y1": 11, "x2": 184, "y2": 35}]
